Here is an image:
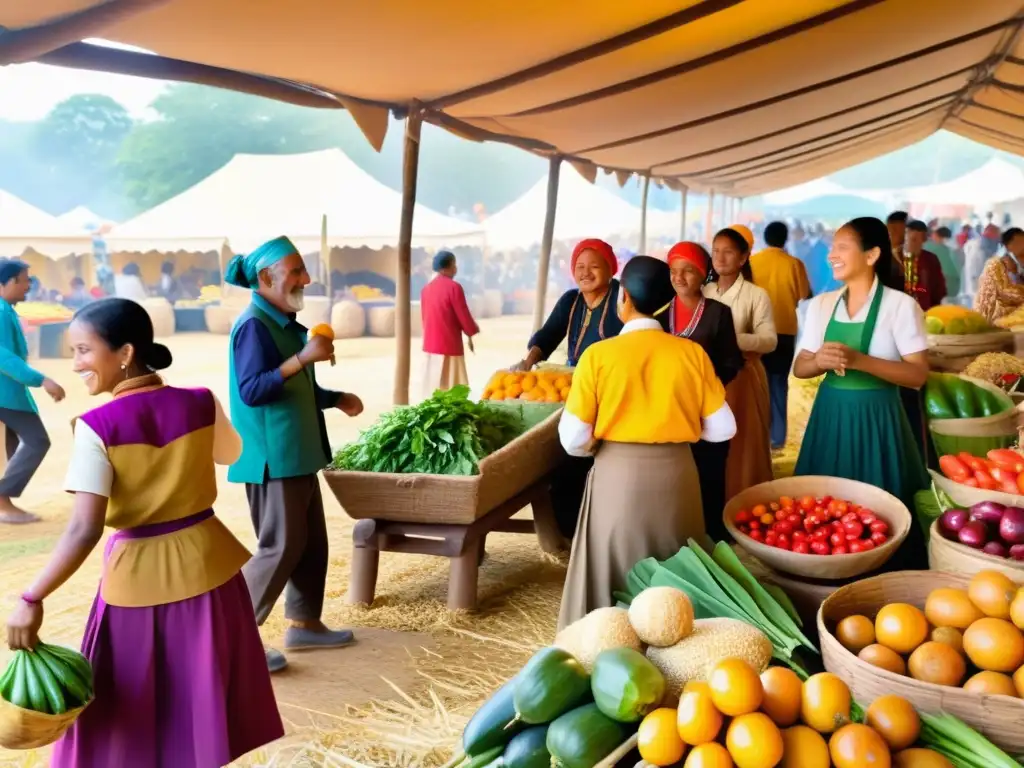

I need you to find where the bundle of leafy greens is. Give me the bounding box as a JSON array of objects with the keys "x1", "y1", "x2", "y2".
[{"x1": 330, "y1": 385, "x2": 524, "y2": 475}]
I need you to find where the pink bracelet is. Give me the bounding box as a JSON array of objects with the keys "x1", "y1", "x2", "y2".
[{"x1": 20, "y1": 593, "x2": 41, "y2": 605}]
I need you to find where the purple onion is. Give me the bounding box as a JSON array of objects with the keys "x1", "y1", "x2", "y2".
[
  {"x1": 970, "y1": 501, "x2": 1006, "y2": 526},
  {"x1": 984, "y1": 541, "x2": 1009, "y2": 558},
  {"x1": 939, "y1": 509, "x2": 969, "y2": 539},
  {"x1": 958, "y1": 520, "x2": 990, "y2": 549},
  {"x1": 999, "y1": 506, "x2": 1024, "y2": 545},
  {"x1": 1010, "y1": 544, "x2": 1024, "y2": 561}
]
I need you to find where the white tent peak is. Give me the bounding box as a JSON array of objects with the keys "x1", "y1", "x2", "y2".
[
  {"x1": 107, "y1": 148, "x2": 485, "y2": 254},
  {"x1": 56, "y1": 205, "x2": 109, "y2": 231},
  {"x1": 0, "y1": 189, "x2": 92, "y2": 258}
]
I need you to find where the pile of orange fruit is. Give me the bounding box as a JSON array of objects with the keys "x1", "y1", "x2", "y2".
[
  {"x1": 835, "y1": 570, "x2": 1024, "y2": 698},
  {"x1": 636, "y1": 658, "x2": 951, "y2": 767},
  {"x1": 481, "y1": 369, "x2": 572, "y2": 403}
]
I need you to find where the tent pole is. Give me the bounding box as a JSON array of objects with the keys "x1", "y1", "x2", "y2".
[
  {"x1": 393, "y1": 107, "x2": 423, "y2": 406},
  {"x1": 737, "y1": 197, "x2": 744, "y2": 219},
  {"x1": 679, "y1": 186, "x2": 689, "y2": 241},
  {"x1": 639, "y1": 174, "x2": 650, "y2": 254},
  {"x1": 705, "y1": 190, "x2": 715, "y2": 248},
  {"x1": 532, "y1": 155, "x2": 562, "y2": 333}
]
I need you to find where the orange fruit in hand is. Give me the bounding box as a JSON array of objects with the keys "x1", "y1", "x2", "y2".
[
  {"x1": 865, "y1": 694, "x2": 920, "y2": 751},
  {"x1": 875, "y1": 603, "x2": 929, "y2": 654},
  {"x1": 801, "y1": 672, "x2": 851, "y2": 733},
  {"x1": 962, "y1": 617, "x2": 1024, "y2": 672},
  {"x1": 684, "y1": 743, "x2": 733, "y2": 768},
  {"x1": 309, "y1": 322, "x2": 334, "y2": 340},
  {"x1": 725, "y1": 712, "x2": 783, "y2": 768},
  {"x1": 676, "y1": 687, "x2": 723, "y2": 745},
  {"x1": 858, "y1": 644, "x2": 907, "y2": 676},
  {"x1": 968, "y1": 570, "x2": 1018, "y2": 619},
  {"x1": 708, "y1": 658, "x2": 763, "y2": 716},
  {"x1": 780, "y1": 725, "x2": 829, "y2": 768},
  {"x1": 925, "y1": 588, "x2": 984, "y2": 630},
  {"x1": 638, "y1": 708, "x2": 687, "y2": 766},
  {"x1": 836, "y1": 615, "x2": 876, "y2": 653},
  {"x1": 962, "y1": 670, "x2": 1019, "y2": 697},
  {"x1": 759, "y1": 667, "x2": 802, "y2": 727},
  {"x1": 907, "y1": 642, "x2": 966, "y2": 687},
  {"x1": 892, "y1": 748, "x2": 953, "y2": 767},
  {"x1": 829, "y1": 723, "x2": 892, "y2": 768}
]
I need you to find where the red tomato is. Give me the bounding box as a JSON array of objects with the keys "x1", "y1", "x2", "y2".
[
  {"x1": 734, "y1": 509, "x2": 752, "y2": 524},
  {"x1": 1000, "y1": 478, "x2": 1020, "y2": 496},
  {"x1": 870, "y1": 531, "x2": 888, "y2": 546},
  {"x1": 803, "y1": 518, "x2": 816, "y2": 534},
  {"x1": 775, "y1": 509, "x2": 788, "y2": 521},
  {"x1": 1017, "y1": 472, "x2": 1024, "y2": 496},
  {"x1": 769, "y1": 501, "x2": 780, "y2": 512},
  {"x1": 750, "y1": 520, "x2": 761, "y2": 530},
  {"x1": 848, "y1": 540, "x2": 866, "y2": 553},
  {"x1": 792, "y1": 530, "x2": 807, "y2": 542},
  {"x1": 858, "y1": 511, "x2": 877, "y2": 525},
  {"x1": 830, "y1": 532, "x2": 846, "y2": 547},
  {"x1": 776, "y1": 535, "x2": 791, "y2": 550},
  {"x1": 988, "y1": 448, "x2": 1024, "y2": 473},
  {"x1": 779, "y1": 496, "x2": 795, "y2": 509},
  {"x1": 793, "y1": 542, "x2": 810, "y2": 554},
  {"x1": 974, "y1": 470, "x2": 998, "y2": 491},
  {"x1": 861, "y1": 539, "x2": 876, "y2": 550},
  {"x1": 749, "y1": 529, "x2": 765, "y2": 542},
  {"x1": 964, "y1": 477, "x2": 980, "y2": 487},
  {"x1": 810, "y1": 541, "x2": 830, "y2": 555},
  {"x1": 799, "y1": 495, "x2": 816, "y2": 511},
  {"x1": 960, "y1": 452, "x2": 988, "y2": 473},
  {"x1": 776, "y1": 521, "x2": 794, "y2": 535},
  {"x1": 843, "y1": 520, "x2": 865, "y2": 539},
  {"x1": 869, "y1": 520, "x2": 889, "y2": 535},
  {"x1": 812, "y1": 529, "x2": 829, "y2": 542},
  {"x1": 842, "y1": 512, "x2": 859, "y2": 524},
  {"x1": 834, "y1": 500, "x2": 849, "y2": 515},
  {"x1": 765, "y1": 533, "x2": 778, "y2": 546},
  {"x1": 832, "y1": 544, "x2": 848, "y2": 555},
  {"x1": 938, "y1": 454, "x2": 971, "y2": 482}
]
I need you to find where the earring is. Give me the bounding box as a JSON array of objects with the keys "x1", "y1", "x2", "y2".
[{"x1": 121, "y1": 363, "x2": 128, "y2": 379}]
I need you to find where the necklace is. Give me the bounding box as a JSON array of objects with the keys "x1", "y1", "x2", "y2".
[
  {"x1": 567, "y1": 290, "x2": 611, "y2": 363},
  {"x1": 672, "y1": 297, "x2": 706, "y2": 338}
]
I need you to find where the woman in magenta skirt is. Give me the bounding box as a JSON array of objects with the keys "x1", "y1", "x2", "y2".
[{"x1": 5, "y1": 298, "x2": 283, "y2": 767}]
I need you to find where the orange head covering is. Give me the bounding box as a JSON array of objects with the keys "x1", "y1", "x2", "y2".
[
  {"x1": 667, "y1": 242, "x2": 709, "y2": 279},
  {"x1": 728, "y1": 224, "x2": 755, "y2": 250},
  {"x1": 571, "y1": 238, "x2": 619, "y2": 276}
]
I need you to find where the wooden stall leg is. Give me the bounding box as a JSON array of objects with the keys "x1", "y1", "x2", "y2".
[
  {"x1": 448, "y1": 538, "x2": 481, "y2": 611},
  {"x1": 531, "y1": 488, "x2": 568, "y2": 554},
  {"x1": 347, "y1": 520, "x2": 381, "y2": 605}
]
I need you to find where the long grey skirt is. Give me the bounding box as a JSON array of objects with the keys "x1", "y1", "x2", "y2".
[{"x1": 556, "y1": 441, "x2": 703, "y2": 631}]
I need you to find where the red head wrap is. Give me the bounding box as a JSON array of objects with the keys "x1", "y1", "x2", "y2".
[
  {"x1": 984, "y1": 224, "x2": 1001, "y2": 240},
  {"x1": 571, "y1": 238, "x2": 618, "y2": 276},
  {"x1": 667, "y1": 241, "x2": 709, "y2": 279}
]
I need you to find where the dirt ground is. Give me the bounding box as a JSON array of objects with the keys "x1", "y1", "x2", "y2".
[{"x1": 0, "y1": 315, "x2": 814, "y2": 767}]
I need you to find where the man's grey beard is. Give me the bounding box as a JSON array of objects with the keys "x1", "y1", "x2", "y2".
[{"x1": 284, "y1": 289, "x2": 305, "y2": 312}]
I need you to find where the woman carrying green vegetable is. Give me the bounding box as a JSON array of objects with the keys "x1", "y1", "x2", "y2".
[{"x1": 793, "y1": 217, "x2": 930, "y2": 567}]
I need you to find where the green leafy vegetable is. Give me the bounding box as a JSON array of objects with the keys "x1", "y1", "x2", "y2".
[
  {"x1": 330, "y1": 386, "x2": 524, "y2": 475},
  {"x1": 918, "y1": 712, "x2": 1022, "y2": 768}
]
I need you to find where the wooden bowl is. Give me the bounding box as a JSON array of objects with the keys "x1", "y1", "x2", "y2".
[
  {"x1": 723, "y1": 476, "x2": 911, "y2": 580},
  {"x1": 928, "y1": 519, "x2": 1024, "y2": 580},
  {"x1": 818, "y1": 570, "x2": 1024, "y2": 755}
]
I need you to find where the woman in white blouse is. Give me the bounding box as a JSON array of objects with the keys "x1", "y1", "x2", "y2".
[
  {"x1": 703, "y1": 226, "x2": 777, "y2": 500},
  {"x1": 793, "y1": 217, "x2": 930, "y2": 567}
]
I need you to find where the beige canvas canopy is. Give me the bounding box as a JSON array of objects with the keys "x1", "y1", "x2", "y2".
[
  {"x1": 7, "y1": 0, "x2": 1022, "y2": 400},
  {"x1": 0, "y1": 189, "x2": 92, "y2": 259}
]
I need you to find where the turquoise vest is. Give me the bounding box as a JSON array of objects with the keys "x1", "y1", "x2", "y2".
[{"x1": 227, "y1": 301, "x2": 332, "y2": 484}]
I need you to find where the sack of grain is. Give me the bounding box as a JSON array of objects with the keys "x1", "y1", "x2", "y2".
[
  {"x1": 330, "y1": 300, "x2": 366, "y2": 339},
  {"x1": 367, "y1": 306, "x2": 396, "y2": 337},
  {"x1": 296, "y1": 296, "x2": 330, "y2": 330},
  {"x1": 205, "y1": 305, "x2": 240, "y2": 335},
  {"x1": 141, "y1": 298, "x2": 175, "y2": 339},
  {"x1": 467, "y1": 294, "x2": 485, "y2": 319},
  {"x1": 484, "y1": 289, "x2": 503, "y2": 318}
]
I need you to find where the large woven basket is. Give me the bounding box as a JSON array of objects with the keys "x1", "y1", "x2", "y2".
[
  {"x1": 818, "y1": 570, "x2": 1024, "y2": 755},
  {"x1": 927, "y1": 331, "x2": 1014, "y2": 372},
  {"x1": 929, "y1": 469, "x2": 1024, "y2": 509},
  {"x1": 323, "y1": 409, "x2": 565, "y2": 525},
  {"x1": 928, "y1": 519, "x2": 1024, "y2": 580},
  {"x1": 724, "y1": 476, "x2": 911, "y2": 580},
  {"x1": 0, "y1": 696, "x2": 89, "y2": 750}
]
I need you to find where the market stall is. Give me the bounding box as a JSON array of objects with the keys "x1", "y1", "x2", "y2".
[{"x1": 15, "y1": 302, "x2": 73, "y2": 359}]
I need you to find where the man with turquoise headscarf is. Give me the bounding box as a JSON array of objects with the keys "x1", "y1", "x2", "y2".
[{"x1": 227, "y1": 236, "x2": 364, "y2": 673}]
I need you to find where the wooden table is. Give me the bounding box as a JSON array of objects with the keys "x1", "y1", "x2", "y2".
[{"x1": 346, "y1": 475, "x2": 566, "y2": 611}]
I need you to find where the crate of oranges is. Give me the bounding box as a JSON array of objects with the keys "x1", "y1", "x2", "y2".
[{"x1": 482, "y1": 368, "x2": 573, "y2": 404}]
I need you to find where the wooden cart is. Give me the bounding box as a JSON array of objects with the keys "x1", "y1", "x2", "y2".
[{"x1": 323, "y1": 408, "x2": 569, "y2": 611}]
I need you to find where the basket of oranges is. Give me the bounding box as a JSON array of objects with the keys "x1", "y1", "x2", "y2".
[
  {"x1": 481, "y1": 368, "x2": 573, "y2": 404},
  {"x1": 819, "y1": 569, "x2": 1024, "y2": 755}
]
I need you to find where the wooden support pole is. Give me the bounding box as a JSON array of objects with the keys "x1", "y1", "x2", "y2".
[
  {"x1": 639, "y1": 174, "x2": 651, "y2": 254},
  {"x1": 705, "y1": 190, "x2": 716, "y2": 247},
  {"x1": 393, "y1": 108, "x2": 423, "y2": 406},
  {"x1": 532, "y1": 155, "x2": 562, "y2": 333},
  {"x1": 679, "y1": 187, "x2": 689, "y2": 241}
]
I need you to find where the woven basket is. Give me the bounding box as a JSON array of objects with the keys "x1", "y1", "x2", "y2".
[
  {"x1": 203, "y1": 304, "x2": 240, "y2": 335},
  {"x1": 141, "y1": 297, "x2": 175, "y2": 339},
  {"x1": 0, "y1": 696, "x2": 89, "y2": 750},
  {"x1": 323, "y1": 410, "x2": 565, "y2": 524},
  {"x1": 928, "y1": 520, "x2": 1024, "y2": 580},
  {"x1": 929, "y1": 376, "x2": 1020, "y2": 458},
  {"x1": 929, "y1": 469, "x2": 1024, "y2": 509},
  {"x1": 330, "y1": 300, "x2": 366, "y2": 339},
  {"x1": 818, "y1": 571, "x2": 1024, "y2": 755},
  {"x1": 927, "y1": 331, "x2": 1014, "y2": 373},
  {"x1": 724, "y1": 476, "x2": 911, "y2": 580}
]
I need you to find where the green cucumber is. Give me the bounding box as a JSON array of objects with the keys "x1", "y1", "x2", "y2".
[
  {"x1": 975, "y1": 387, "x2": 1012, "y2": 417},
  {"x1": 501, "y1": 726, "x2": 549, "y2": 768},
  {"x1": 20, "y1": 650, "x2": 50, "y2": 713},
  {"x1": 27, "y1": 651, "x2": 66, "y2": 715},
  {"x1": 464, "y1": 745, "x2": 503, "y2": 768},
  {"x1": 36, "y1": 646, "x2": 91, "y2": 708},
  {"x1": 462, "y1": 676, "x2": 523, "y2": 756},
  {"x1": 546, "y1": 703, "x2": 626, "y2": 768},
  {"x1": 946, "y1": 376, "x2": 979, "y2": 419},
  {"x1": 8, "y1": 652, "x2": 28, "y2": 709},
  {"x1": 924, "y1": 374, "x2": 957, "y2": 420},
  {"x1": 590, "y1": 647, "x2": 664, "y2": 723},
  {"x1": 512, "y1": 648, "x2": 590, "y2": 726},
  {"x1": 44, "y1": 644, "x2": 94, "y2": 692}
]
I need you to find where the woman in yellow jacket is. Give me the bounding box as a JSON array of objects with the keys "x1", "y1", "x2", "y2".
[{"x1": 556, "y1": 256, "x2": 736, "y2": 629}]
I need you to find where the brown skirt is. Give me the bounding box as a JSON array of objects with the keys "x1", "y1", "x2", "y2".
[
  {"x1": 724, "y1": 357, "x2": 774, "y2": 503},
  {"x1": 557, "y1": 441, "x2": 703, "y2": 631}
]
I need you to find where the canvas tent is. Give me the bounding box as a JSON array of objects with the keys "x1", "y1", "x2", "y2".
[
  {"x1": 885, "y1": 157, "x2": 1024, "y2": 208},
  {"x1": 0, "y1": 189, "x2": 92, "y2": 259}
]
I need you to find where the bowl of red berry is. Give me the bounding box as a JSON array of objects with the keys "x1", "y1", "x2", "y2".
[{"x1": 724, "y1": 476, "x2": 912, "y2": 579}]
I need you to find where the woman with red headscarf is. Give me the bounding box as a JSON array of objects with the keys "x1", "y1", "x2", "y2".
[
  {"x1": 513, "y1": 238, "x2": 623, "y2": 541},
  {"x1": 664, "y1": 242, "x2": 743, "y2": 536}
]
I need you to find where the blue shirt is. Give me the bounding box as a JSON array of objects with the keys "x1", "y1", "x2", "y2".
[
  {"x1": 231, "y1": 293, "x2": 342, "y2": 410},
  {"x1": 0, "y1": 299, "x2": 44, "y2": 413}
]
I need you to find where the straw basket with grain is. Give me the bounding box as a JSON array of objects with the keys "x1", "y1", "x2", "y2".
[
  {"x1": 724, "y1": 476, "x2": 911, "y2": 579},
  {"x1": 141, "y1": 297, "x2": 174, "y2": 338},
  {"x1": 296, "y1": 296, "x2": 330, "y2": 330},
  {"x1": 204, "y1": 304, "x2": 240, "y2": 335},
  {"x1": 324, "y1": 408, "x2": 564, "y2": 525},
  {"x1": 927, "y1": 330, "x2": 1014, "y2": 373},
  {"x1": 928, "y1": 519, "x2": 1024, "y2": 580},
  {"x1": 928, "y1": 376, "x2": 1020, "y2": 458},
  {"x1": 818, "y1": 570, "x2": 1024, "y2": 754},
  {"x1": 330, "y1": 299, "x2": 366, "y2": 339},
  {"x1": 367, "y1": 306, "x2": 396, "y2": 338},
  {"x1": 0, "y1": 696, "x2": 89, "y2": 750},
  {"x1": 484, "y1": 288, "x2": 503, "y2": 317}
]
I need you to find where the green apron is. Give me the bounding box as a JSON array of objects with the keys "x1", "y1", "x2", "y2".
[{"x1": 794, "y1": 286, "x2": 929, "y2": 568}]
